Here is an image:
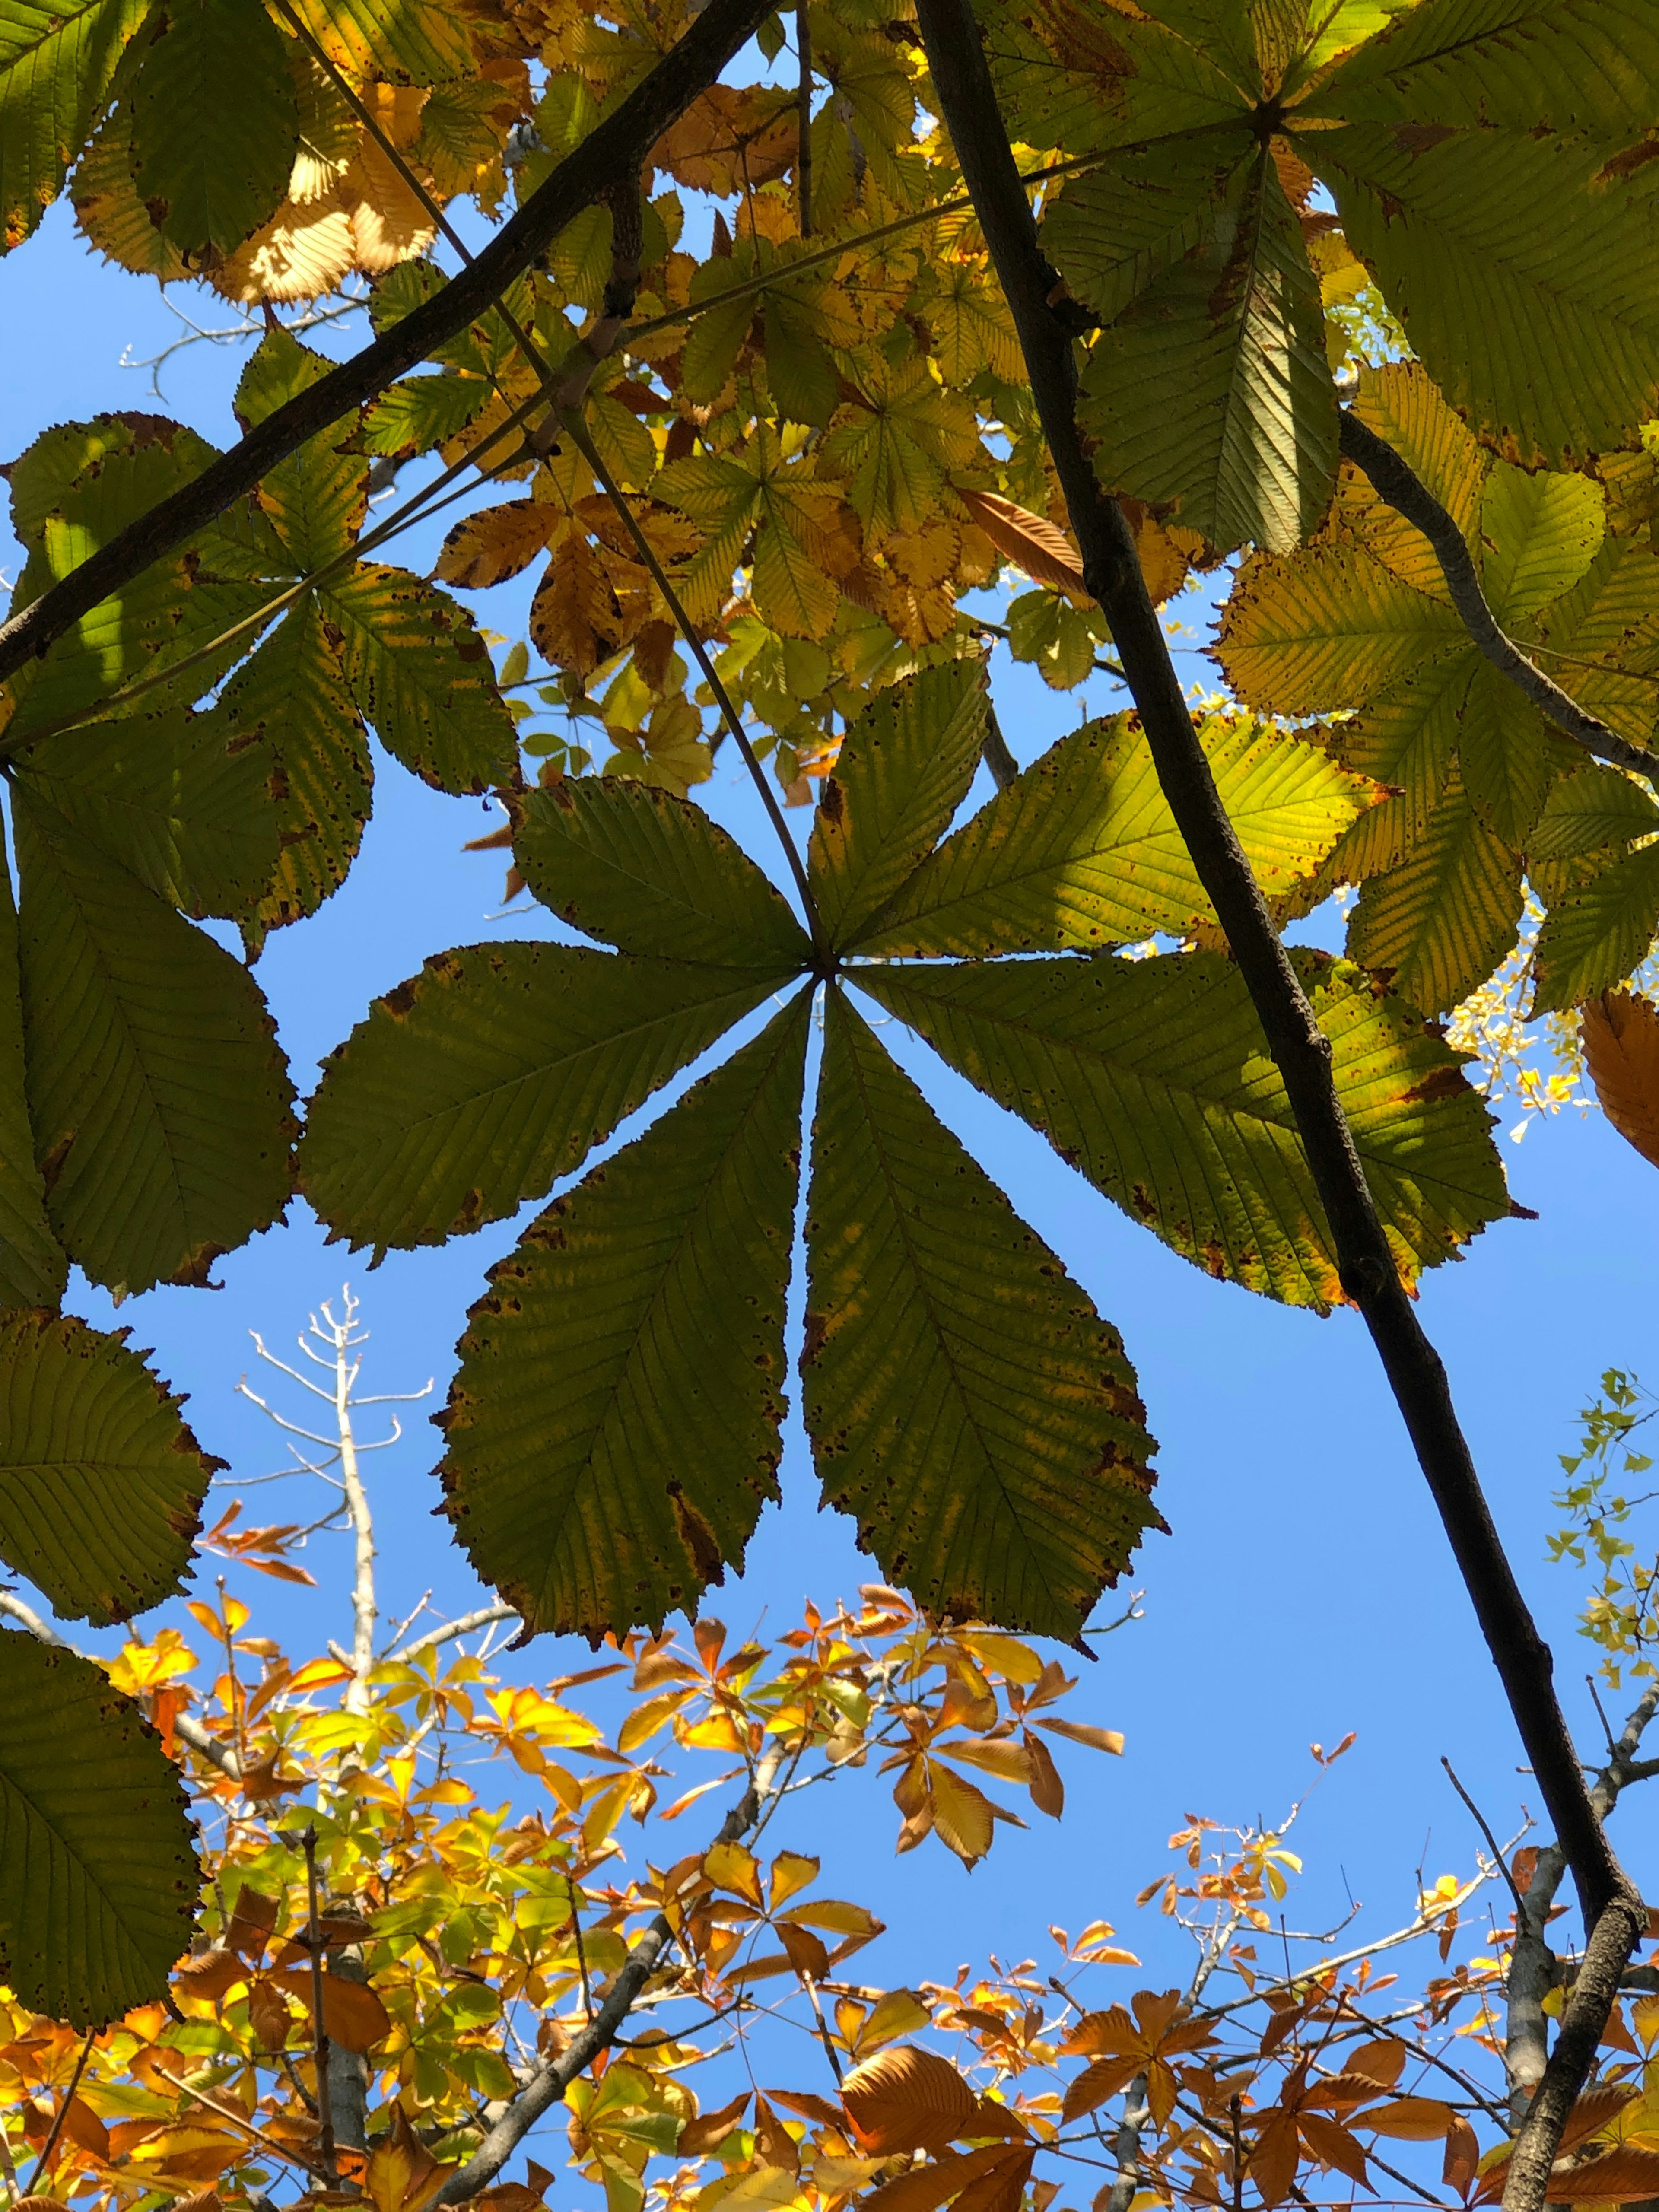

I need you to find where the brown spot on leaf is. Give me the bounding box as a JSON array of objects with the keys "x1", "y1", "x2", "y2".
[
  {"x1": 1392, "y1": 121, "x2": 1455, "y2": 154},
  {"x1": 820, "y1": 778, "x2": 845, "y2": 828},
  {"x1": 1595, "y1": 138, "x2": 1659, "y2": 184},
  {"x1": 38, "y1": 1132, "x2": 73, "y2": 1194},
  {"x1": 381, "y1": 978, "x2": 420, "y2": 1017},
  {"x1": 1401, "y1": 1064, "x2": 1469, "y2": 1106},
  {"x1": 171, "y1": 1242, "x2": 228, "y2": 1290},
  {"x1": 801, "y1": 1310, "x2": 829, "y2": 1364},
  {"x1": 668, "y1": 1484, "x2": 724, "y2": 1583},
  {"x1": 1128, "y1": 1182, "x2": 1156, "y2": 1222}
]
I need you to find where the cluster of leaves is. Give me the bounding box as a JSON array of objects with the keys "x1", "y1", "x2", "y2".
[
  {"x1": 9, "y1": 0, "x2": 1659, "y2": 2052},
  {"x1": 1548, "y1": 1368, "x2": 1658, "y2": 1691},
  {"x1": 12, "y1": 1515, "x2": 1659, "y2": 2212}
]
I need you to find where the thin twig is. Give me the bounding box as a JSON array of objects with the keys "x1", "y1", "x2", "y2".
[{"x1": 1441, "y1": 1758, "x2": 1528, "y2": 1919}]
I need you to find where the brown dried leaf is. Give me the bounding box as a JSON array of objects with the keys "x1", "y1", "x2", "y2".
[
  {"x1": 1582, "y1": 991, "x2": 1659, "y2": 1171},
  {"x1": 842, "y1": 2044, "x2": 978, "y2": 2155},
  {"x1": 438, "y1": 501, "x2": 558, "y2": 589}
]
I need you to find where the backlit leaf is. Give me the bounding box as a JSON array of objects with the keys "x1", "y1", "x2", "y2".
[
  {"x1": 802, "y1": 992, "x2": 1160, "y2": 1643},
  {"x1": 1581, "y1": 990, "x2": 1659, "y2": 1173},
  {"x1": 858, "y1": 948, "x2": 1507, "y2": 1311},
  {"x1": 300, "y1": 944, "x2": 784, "y2": 1250},
  {"x1": 438, "y1": 999, "x2": 808, "y2": 1639},
  {"x1": 0, "y1": 1312, "x2": 217, "y2": 1624}
]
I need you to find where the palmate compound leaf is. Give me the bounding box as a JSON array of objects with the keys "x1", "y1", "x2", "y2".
[
  {"x1": 12, "y1": 788, "x2": 296, "y2": 1294},
  {"x1": 804, "y1": 992, "x2": 1160, "y2": 1643},
  {"x1": 512, "y1": 777, "x2": 813, "y2": 967},
  {"x1": 0, "y1": 0, "x2": 146, "y2": 254},
  {"x1": 0, "y1": 828, "x2": 66, "y2": 1310},
  {"x1": 1345, "y1": 771, "x2": 1525, "y2": 1015},
  {"x1": 0, "y1": 1313, "x2": 220, "y2": 1624},
  {"x1": 856, "y1": 949, "x2": 1509, "y2": 1313},
  {"x1": 299, "y1": 945, "x2": 793, "y2": 1252},
  {"x1": 851, "y1": 710, "x2": 1379, "y2": 958},
  {"x1": 808, "y1": 657, "x2": 990, "y2": 950},
  {"x1": 0, "y1": 1629, "x2": 197, "y2": 2025},
  {"x1": 438, "y1": 997, "x2": 809, "y2": 1641}
]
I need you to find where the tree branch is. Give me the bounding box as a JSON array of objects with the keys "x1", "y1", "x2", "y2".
[
  {"x1": 0, "y1": 0, "x2": 775, "y2": 693},
  {"x1": 1335, "y1": 412, "x2": 1659, "y2": 780},
  {"x1": 907, "y1": 7, "x2": 1641, "y2": 2201},
  {"x1": 387, "y1": 1605, "x2": 520, "y2": 1665},
  {"x1": 429, "y1": 1749, "x2": 782, "y2": 2205}
]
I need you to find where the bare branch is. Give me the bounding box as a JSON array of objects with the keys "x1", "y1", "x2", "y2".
[{"x1": 388, "y1": 1606, "x2": 521, "y2": 1666}]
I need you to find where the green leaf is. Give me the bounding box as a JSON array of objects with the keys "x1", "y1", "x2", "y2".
[
  {"x1": 981, "y1": 0, "x2": 1255, "y2": 157},
  {"x1": 127, "y1": 0, "x2": 298, "y2": 264},
  {"x1": 0, "y1": 1313, "x2": 218, "y2": 1624},
  {"x1": 1325, "y1": 655, "x2": 1466, "y2": 826},
  {"x1": 1309, "y1": 122, "x2": 1659, "y2": 468},
  {"x1": 438, "y1": 998, "x2": 809, "y2": 1639},
  {"x1": 1309, "y1": 0, "x2": 1659, "y2": 137},
  {"x1": 359, "y1": 372, "x2": 491, "y2": 459},
  {"x1": 1041, "y1": 134, "x2": 1252, "y2": 325},
  {"x1": 300, "y1": 944, "x2": 785, "y2": 1251},
  {"x1": 1534, "y1": 842, "x2": 1659, "y2": 1011},
  {"x1": 281, "y1": 0, "x2": 475, "y2": 83},
  {"x1": 215, "y1": 600, "x2": 372, "y2": 944},
  {"x1": 1529, "y1": 764, "x2": 1659, "y2": 861},
  {"x1": 1454, "y1": 660, "x2": 1556, "y2": 848},
  {"x1": 808, "y1": 659, "x2": 988, "y2": 950},
  {"x1": 320, "y1": 565, "x2": 516, "y2": 795},
  {"x1": 1077, "y1": 147, "x2": 1336, "y2": 554},
  {"x1": 13, "y1": 790, "x2": 296, "y2": 1294},
  {"x1": 12, "y1": 703, "x2": 282, "y2": 921},
  {"x1": 1216, "y1": 543, "x2": 1465, "y2": 713},
  {"x1": 1477, "y1": 461, "x2": 1604, "y2": 628},
  {"x1": 1345, "y1": 772, "x2": 1524, "y2": 1012},
  {"x1": 1, "y1": 417, "x2": 270, "y2": 741},
  {"x1": 0, "y1": 1630, "x2": 197, "y2": 2025},
  {"x1": 0, "y1": 0, "x2": 146, "y2": 254},
  {"x1": 1004, "y1": 587, "x2": 1110, "y2": 690},
  {"x1": 0, "y1": 831, "x2": 66, "y2": 1311},
  {"x1": 855, "y1": 710, "x2": 1375, "y2": 956},
  {"x1": 235, "y1": 331, "x2": 369, "y2": 572},
  {"x1": 513, "y1": 779, "x2": 813, "y2": 967},
  {"x1": 1331, "y1": 362, "x2": 1489, "y2": 604},
  {"x1": 858, "y1": 949, "x2": 1508, "y2": 1313},
  {"x1": 803, "y1": 992, "x2": 1160, "y2": 1643}
]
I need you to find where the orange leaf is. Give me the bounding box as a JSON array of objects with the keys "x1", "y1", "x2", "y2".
[
  {"x1": 928, "y1": 1764, "x2": 998, "y2": 1870},
  {"x1": 767, "y1": 2090, "x2": 843, "y2": 2130},
  {"x1": 842, "y1": 2045, "x2": 979, "y2": 2155},
  {"x1": 437, "y1": 499, "x2": 557, "y2": 590},
  {"x1": 1023, "y1": 1732, "x2": 1064, "y2": 1819},
  {"x1": 861, "y1": 2144, "x2": 1021, "y2": 2212},
  {"x1": 1365, "y1": 2098, "x2": 1457, "y2": 2141},
  {"x1": 1583, "y1": 992, "x2": 1659, "y2": 1171},
  {"x1": 248, "y1": 1979, "x2": 293, "y2": 2051},
  {"x1": 1540, "y1": 2151, "x2": 1659, "y2": 2202},
  {"x1": 174, "y1": 1949, "x2": 247, "y2": 2002},
  {"x1": 1299, "y1": 2113, "x2": 1369, "y2": 2187},
  {"x1": 1443, "y1": 2117, "x2": 1479, "y2": 2199},
  {"x1": 1061, "y1": 2058, "x2": 1139, "y2": 2124},
  {"x1": 949, "y1": 2146, "x2": 1034, "y2": 2212},
  {"x1": 677, "y1": 2092, "x2": 751, "y2": 2156},
  {"x1": 1250, "y1": 2108, "x2": 1302, "y2": 2209},
  {"x1": 778, "y1": 1923, "x2": 832, "y2": 1983},
  {"x1": 224, "y1": 1886, "x2": 280, "y2": 1960},
  {"x1": 956, "y1": 490, "x2": 1084, "y2": 598},
  {"x1": 1035, "y1": 1719, "x2": 1124, "y2": 1757},
  {"x1": 270, "y1": 1968, "x2": 391, "y2": 2053},
  {"x1": 1346, "y1": 2039, "x2": 1407, "y2": 2090}
]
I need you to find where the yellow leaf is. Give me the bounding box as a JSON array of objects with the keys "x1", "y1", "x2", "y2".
[{"x1": 704, "y1": 1840, "x2": 765, "y2": 1907}]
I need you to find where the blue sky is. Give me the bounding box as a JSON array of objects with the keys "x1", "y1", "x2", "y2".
[{"x1": 3, "y1": 197, "x2": 1657, "y2": 2015}]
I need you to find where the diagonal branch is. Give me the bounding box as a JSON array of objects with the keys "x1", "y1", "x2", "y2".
[
  {"x1": 1336, "y1": 412, "x2": 1659, "y2": 780},
  {"x1": 429, "y1": 1748, "x2": 783, "y2": 2205},
  {"x1": 906, "y1": 7, "x2": 1644, "y2": 2207},
  {"x1": 0, "y1": 0, "x2": 775, "y2": 693}
]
